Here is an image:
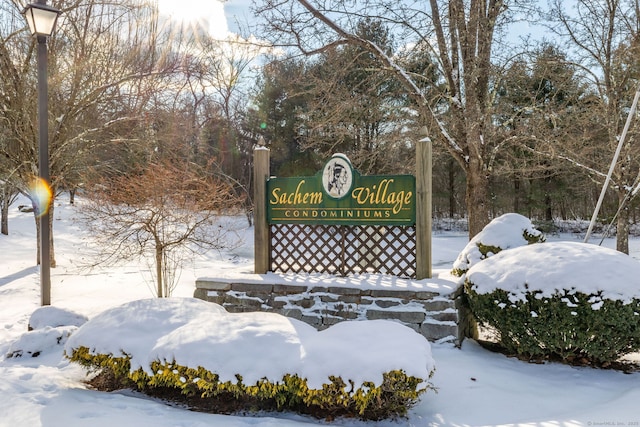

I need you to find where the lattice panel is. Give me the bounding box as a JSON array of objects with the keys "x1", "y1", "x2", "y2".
[{"x1": 270, "y1": 224, "x2": 416, "y2": 278}]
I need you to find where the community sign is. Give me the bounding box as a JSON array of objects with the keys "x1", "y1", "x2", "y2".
[{"x1": 267, "y1": 154, "x2": 416, "y2": 226}]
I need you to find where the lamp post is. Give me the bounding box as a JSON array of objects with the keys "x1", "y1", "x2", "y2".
[{"x1": 16, "y1": 0, "x2": 61, "y2": 306}]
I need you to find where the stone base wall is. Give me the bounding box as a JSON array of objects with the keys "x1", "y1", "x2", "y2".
[{"x1": 194, "y1": 278, "x2": 461, "y2": 344}]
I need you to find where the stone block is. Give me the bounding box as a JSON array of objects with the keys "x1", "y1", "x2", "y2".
[
  {"x1": 282, "y1": 308, "x2": 303, "y2": 320},
  {"x1": 321, "y1": 308, "x2": 340, "y2": 318},
  {"x1": 245, "y1": 291, "x2": 272, "y2": 302},
  {"x1": 195, "y1": 279, "x2": 231, "y2": 291},
  {"x1": 270, "y1": 300, "x2": 287, "y2": 310},
  {"x1": 240, "y1": 298, "x2": 264, "y2": 309},
  {"x1": 301, "y1": 314, "x2": 322, "y2": 328},
  {"x1": 273, "y1": 284, "x2": 307, "y2": 295},
  {"x1": 193, "y1": 288, "x2": 208, "y2": 300},
  {"x1": 321, "y1": 316, "x2": 344, "y2": 327},
  {"x1": 421, "y1": 299, "x2": 456, "y2": 312},
  {"x1": 369, "y1": 289, "x2": 416, "y2": 299},
  {"x1": 328, "y1": 286, "x2": 361, "y2": 296},
  {"x1": 224, "y1": 294, "x2": 262, "y2": 308},
  {"x1": 320, "y1": 295, "x2": 339, "y2": 303},
  {"x1": 338, "y1": 295, "x2": 360, "y2": 304},
  {"x1": 420, "y1": 322, "x2": 458, "y2": 341},
  {"x1": 374, "y1": 300, "x2": 401, "y2": 309},
  {"x1": 336, "y1": 310, "x2": 359, "y2": 320},
  {"x1": 360, "y1": 297, "x2": 375, "y2": 306},
  {"x1": 430, "y1": 311, "x2": 458, "y2": 322},
  {"x1": 291, "y1": 298, "x2": 315, "y2": 309},
  {"x1": 231, "y1": 282, "x2": 272, "y2": 293},
  {"x1": 222, "y1": 294, "x2": 242, "y2": 305},
  {"x1": 415, "y1": 291, "x2": 441, "y2": 299},
  {"x1": 205, "y1": 292, "x2": 225, "y2": 305},
  {"x1": 366, "y1": 309, "x2": 425, "y2": 324}
]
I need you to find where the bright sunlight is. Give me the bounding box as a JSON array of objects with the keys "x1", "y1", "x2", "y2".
[{"x1": 157, "y1": 0, "x2": 228, "y2": 39}]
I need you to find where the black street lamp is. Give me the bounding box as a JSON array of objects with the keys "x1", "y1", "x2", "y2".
[
  {"x1": 21, "y1": 1, "x2": 61, "y2": 36},
  {"x1": 14, "y1": 0, "x2": 61, "y2": 306}
]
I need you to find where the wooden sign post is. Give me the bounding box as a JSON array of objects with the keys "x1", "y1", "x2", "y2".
[
  {"x1": 253, "y1": 139, "x2": 270, "y2": 274},
  {"x1": 416, "y1": 135, "x2": 432, "y2": 279}
]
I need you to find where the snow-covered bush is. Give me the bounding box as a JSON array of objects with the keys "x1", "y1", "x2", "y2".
[
  {"x1": 452, "y1": 213, "x2": 544, "y2": 277},
  {"x1": 7, "y1": 306, "x2": 87, "y2": 359},
  {"x1": 7, "y1": 325, "x2": 77, "y2": 358},
  {"x1": 465, "y1": 242, "x2": 640, "y2": 365},
  {"x1": 65, "y1": 298, "x2": 435, "y2": 420},
  {"x1": 28, "y1": 306, "x2": 88, "y2": 330}
]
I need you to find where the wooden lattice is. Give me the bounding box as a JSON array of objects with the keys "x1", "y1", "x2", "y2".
[{"x1": 270, "y1": 224, "x2": 416, "y2": 278}]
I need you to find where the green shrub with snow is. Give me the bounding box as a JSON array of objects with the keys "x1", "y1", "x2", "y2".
[
  {"x1": 465, "y1": 242, "x2": 640, "y2": 365},
  {"x1": 452, "y1": 213, "x2": 544, "y2": 277},
  {"x1": 68, "y1": 348, "x2": 430, "y2": 420},
  {"x1": 65, "y1": 298, "x2": 435, "y2": 420}
]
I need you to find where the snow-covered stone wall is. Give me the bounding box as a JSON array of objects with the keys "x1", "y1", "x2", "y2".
[{"x1": 194, "y1": 279, "x2": 460, "y2": 343}]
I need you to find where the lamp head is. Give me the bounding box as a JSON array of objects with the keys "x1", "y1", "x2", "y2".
[{"x1": 19, "y1": 2, "x2": 62, "y2": 37}]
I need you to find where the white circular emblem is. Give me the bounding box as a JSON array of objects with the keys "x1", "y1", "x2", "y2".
[{"x1": 322, "y1": 154, "x2": 353, "y2": 199}]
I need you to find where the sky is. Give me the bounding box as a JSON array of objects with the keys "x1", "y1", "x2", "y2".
[
  {"x1": 1, "y1": 194, "x2": 640, "y2": 426},
  {"x1": 156, "y1": 0, "x2": 253, "y2": 39}
]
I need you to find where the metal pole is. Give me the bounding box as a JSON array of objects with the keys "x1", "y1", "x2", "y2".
[
  {"x1": 584, "y1": 88, "x2": 640, "y2": 243},
  {"x1": 37, "y1": 33, "x2": 51, "y2": 306}
]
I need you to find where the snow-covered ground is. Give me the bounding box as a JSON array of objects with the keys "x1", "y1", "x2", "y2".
[{"x1": 2, "y1": 195, "x2": 640, "y2": 427}]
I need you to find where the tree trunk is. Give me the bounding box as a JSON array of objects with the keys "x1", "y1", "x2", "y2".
[
  {"x1": 1, "y1": 195, "x2": 8, "y2": 235},
  {"x1": 465, "y1": 157, "x2": 490, "y2": 238},
  {"x1": 544, "y1": 174, "x2": 553, "y2": 221},
  {"x1": 616, "y1": 191, "x2": 630, "y2": 254},
  {"x1": 155, "y1": 245, "x2": 164, "y2": 298},
  {"x1": 513, "y1": 177, "x2": 521, "y2": 213},
  {"x1": 544, "y1": 193, "x2": 553, "y2": 221},
  {"x1": 448, "y1": 159, "x2": 456, "y2": 218}
]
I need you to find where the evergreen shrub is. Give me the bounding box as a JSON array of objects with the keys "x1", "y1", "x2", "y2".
[
  {"x1": 452, "y1": 213, "x2": 545, "y2": 277},
  {"x1": 67, "y1": 346, "x2": 433, "y2": 420},
  {"x1": 465, "y1": 286, "x2": 640, "y2": 365}
]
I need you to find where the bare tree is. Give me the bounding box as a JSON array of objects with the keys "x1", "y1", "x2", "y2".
[
  {"x1": 545, "y1": 0, "x2": 640, "y2": 253},
  {"x1": 0, "y1": 0, "x2": 181, "y2": 266},
  {"x1": 80, "y1": 160, "x2": 243, "y2": 298},
  {"x1": 0, "y1": 180, "x2": 20, "y2": 236},
  {"x1": 254, "y1": 0, "x2": 532, "y2": 237}
]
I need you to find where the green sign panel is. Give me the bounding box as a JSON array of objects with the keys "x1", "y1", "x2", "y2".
[{"x1": 267, "y1": 154, "x2": 416, "y2": 225}]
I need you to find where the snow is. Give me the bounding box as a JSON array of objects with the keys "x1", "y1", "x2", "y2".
[
  {"x1": 65, "y1": 298, "x2": 434, "y2": 390},
  {"x1": 2, "y1": 195, "x2": 640, "y2": 426},
  {"x1": 452, "y1": 213, "x2": 543, "y2": 275},
  {"x1": 467, "y1": 241, "x2": 640, "y2": 304},
  {"x1": 28, "y1": 306, "x2": 88, "y2": 330},
  {"x1": 198, "y1": 271, "x2": 458, "y2": 295}
]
